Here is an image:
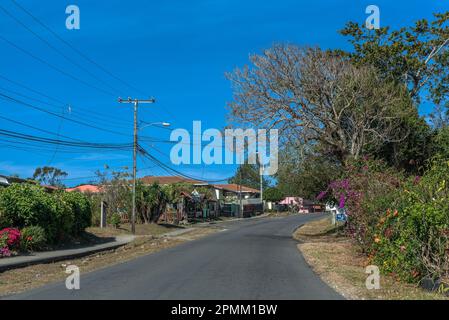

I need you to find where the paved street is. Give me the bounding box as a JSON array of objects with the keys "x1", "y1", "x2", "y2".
[{"x1": 9, "y1": 215, "x2": 342, "y2": 300}]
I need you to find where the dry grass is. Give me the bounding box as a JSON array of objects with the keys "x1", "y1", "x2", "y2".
[
  {"x1": 87, "y1": 223, "x2": 184, "y2": 237},
  {"x1": 0, "y1": 227, "x2": 219, "y2": 297},
  {"x1": 295, "y1": 217, "x2": 447, "y2": 300}
]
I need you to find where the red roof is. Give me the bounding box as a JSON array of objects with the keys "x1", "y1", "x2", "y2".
[
  {"x1": 140, "y1": 176, "x2": 207, "y2": 185},
  {"x1": 66, "y1": 184, "x2": 101, "y2": 193},
  {"x1": 214, "y1": 184, "x2": 260, "y2": 194}
]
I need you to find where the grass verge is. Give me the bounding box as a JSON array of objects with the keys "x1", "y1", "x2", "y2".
[{"x1": 295, "y1": 216, "x2": 446, "y2": 300}]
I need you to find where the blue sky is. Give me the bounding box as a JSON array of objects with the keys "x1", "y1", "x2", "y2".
[{"x1": 0, "y1": 0, "x2": 446, "y2": 186}]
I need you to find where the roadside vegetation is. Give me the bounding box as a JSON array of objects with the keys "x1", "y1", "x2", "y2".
[
  {"x1": 226, "y1": 11, "x2": 449, "y2": 295},
  {"x1": 295, "y1": 217, "x2": 447, "y2": 300}
]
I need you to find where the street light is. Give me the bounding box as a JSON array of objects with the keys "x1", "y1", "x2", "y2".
[{"x1": 139, "y1": 122, "x2": 171, "y2": 131}]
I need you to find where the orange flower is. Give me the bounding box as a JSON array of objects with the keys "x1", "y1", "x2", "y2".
[
  {"x1": 386, "y1": 209, "x2": 391, "y2": 217},
  {"x1": 374, "y1": 237, "x2": 381, "y2": 244},
  {"x1": 393, "y1": 210, "x2": 399, "y2": 217}
]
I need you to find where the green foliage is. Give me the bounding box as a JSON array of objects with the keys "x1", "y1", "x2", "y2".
[
  {"x1": 59, "y1": 191, "x2": 92, "y2": 235},
  {"x1": 372, "y1": 158, "x2": 449, "y2": 282},
  {"x1": 264, "y1": 187, "x2": 284, "y2": 202},
  {"x1": 0, "y1": 184, "x2": 56, "y2": 238},
  {"x1": 229, "y1": 164, "x2": 269, "y2": 190},
  {"x1": 32, "y1": 166, "x2": 68, "y2": 187},
  {"x1": 339, "y1": 12, "x2": 449, "y2": 105},
  {"x1": 20, "y1": 226, "x2": 47, "y2": 251},
  {"x1": 278, "y1": 151, "x2": 342, "y2": 199},
  {"x1": 0, "y1": 183, "x2": 93, "y2": 243},
  {"x1": 108, "y1": 212, "x2": 121, "y2": 229}
]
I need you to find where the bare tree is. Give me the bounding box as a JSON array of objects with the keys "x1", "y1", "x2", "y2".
[{"x1": 226, "y1": 45, "x2": 415, "y2": 162}]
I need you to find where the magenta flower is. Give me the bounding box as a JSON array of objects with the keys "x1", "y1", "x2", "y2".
[{"x1": 339, "y1": 194, "x2": 346, "y2": 208}]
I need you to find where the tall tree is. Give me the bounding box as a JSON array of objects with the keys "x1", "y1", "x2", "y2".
[
  {"x1": 226, "y1": 45, "x2": 415, "y2": 163},
  {"x1": 32, "y1": 166, "x2": 68, "y2": 187}
]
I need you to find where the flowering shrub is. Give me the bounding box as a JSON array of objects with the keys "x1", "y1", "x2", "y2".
[
  {"x1": 20, "y1": 226, "x2": 47, "y2": 252},
  {"x1": 0, "y1": 184, "x2": 92, "y2": 243},
  {"x1": 0, "y1": 228, "x2": 21, "y2": 258},
  {"x1": 326, "y1": 159, "x2": 403, "y2": 252},
  {"x1": 372, "y1": 158, "x2": 449, "y2": 282},
  {"x1": 323, "y1": 157, "x2": 449, "y2": 284}
]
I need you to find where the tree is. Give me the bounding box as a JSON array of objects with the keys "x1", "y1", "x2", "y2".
[
  {"x1": 338, "y1": 12, "x2": 449, "y2": 106},
  {"x1": 226, "y1": 45, "x2": 415, "y2": 163},
  {"x1": 228, "y1": 164, "x2": 269, "y2": 190},
  {"x1": 277, "y1": 147, "x2": 342, "y2": 200},
  {"x1": 32, "y1": 166, "x2": 68, "y2": 187},
  {"x1": 263, "y1": 187, "x2": 284, "y2": 202},
  {"x1": 96, "y1": 168, "x2": 132, "y2": 221}
]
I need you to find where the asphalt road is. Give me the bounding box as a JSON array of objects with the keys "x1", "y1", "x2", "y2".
[{"x1": 9, "y1": 214, "x2": 342, "y2": 300}]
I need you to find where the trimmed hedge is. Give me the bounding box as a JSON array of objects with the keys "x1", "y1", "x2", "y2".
[{"x1": 0, "y1": 184, "x2": 92, "y2": 243}]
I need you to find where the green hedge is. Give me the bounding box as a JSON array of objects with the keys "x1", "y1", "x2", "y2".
[{"x1": 0, "y1": 184, "x2": 92, "y2": 243}]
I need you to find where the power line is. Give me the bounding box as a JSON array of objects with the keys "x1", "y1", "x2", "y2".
[
  {"x1": 10, "y1": 0, "x2": 145, "y2": 95},
  {"x1": 0, "y1": 34, "x2": 115, "y2": 97},
  {"x1": 0, "y1": 128, "x2": 133, "y2": 150},
  {"x1": 138, "y1": 145, "x2": 232, "y2": 183},
  {"x1": 0, "y1": 4, "x2": 124, "y2": 95},
  {"x1": 0, "y1": 91, "x2": 131, "y2": 137},
  {"x1": 0, "y1": 73, "x2": 132, "y2": 126}
]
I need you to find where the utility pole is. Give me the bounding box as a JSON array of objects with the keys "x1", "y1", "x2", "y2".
[
  {"x1": 239, "y1": 167, "x2": 243, "y2": 218},
  {"x1": 118, "y1": 97, "x2": 155, "y2": 234}
]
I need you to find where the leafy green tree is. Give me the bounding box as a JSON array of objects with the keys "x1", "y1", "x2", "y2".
[
  {"x1": 263, "y1": 187, "x2": 284, "y2": 202},
  {"x1": 32, "y1": 167, "x2": 68, "y2": 187},
  {"x1": 338, "y1": 12, "x2": 449, "y2": 105},
  {"x1": 229, "y1": 164, "x2": 269, "y2": 190}
]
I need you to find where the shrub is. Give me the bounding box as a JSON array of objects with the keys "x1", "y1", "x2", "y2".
[
  {"x1": 109, "y1": 212, "x2": 121, "y2": 229},
  {"x1": 372, "y1": 158, "x2": 449, "y2": 282},
  {"x1": 0, "y1": 228, "x2": 21, "y2": 258},
  {"x1": 0, "y1": 184, "x2": 93, "y2": 243},
  {"x1": 59, "y1": 191, "x2": 92, "y2": 235},
  {"x1": 0, "y1": 184, "x2": 54, "y2": 232},
  {"x1": 20, "y1": 226, "x2": 47, "y2": 252},
  {"x1": 327, "y1": 158, "x2": 404, "y2": 252}
]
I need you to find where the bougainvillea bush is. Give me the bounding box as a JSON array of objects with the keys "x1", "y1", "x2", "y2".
[
  {"x1": 324, "y1": 157, "x2": 449, "y2": 284},
  {"x1": 327, "y1": 159, "x2": 404, "y2": 253},
  {"x1": 0, "y1": 228, "x2": 21, "y2": 258},
  {"x1": 372, "y1": 158, "x2": 449, "y2": 282}
]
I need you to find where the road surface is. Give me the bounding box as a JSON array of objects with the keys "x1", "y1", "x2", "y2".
[{"x1": 9, "y1": 214, "x2": 342, "y2": 300}]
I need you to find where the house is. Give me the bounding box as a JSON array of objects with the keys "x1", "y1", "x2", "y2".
[
  {"x1": 213, "y1": 184, "x2": 262, "y2": 218},
  {"x1": 0, "y1": 175, "x2": 30, "y2": 187},
  {"x1": 66, "y1": 184, "x2": 102, "y2": 193},
  {"x1": 279, "y1": 197, "x2": 324, "y2": 214},
  {"x1": 140, "y1": 176, "x2": 216, "y2": 222}
]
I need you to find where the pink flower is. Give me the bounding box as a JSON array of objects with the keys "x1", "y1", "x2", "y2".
[{"x1": 339, "y1": 194, "x2": 346, "y2": 209}]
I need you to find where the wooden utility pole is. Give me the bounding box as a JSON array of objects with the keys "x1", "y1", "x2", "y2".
[{"x1": 118, "y1": 97, "x2": 155, "y2": 234}]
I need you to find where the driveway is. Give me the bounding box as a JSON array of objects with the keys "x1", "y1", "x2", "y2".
[{"x1": 9, "y1": 214, "x2": 342, "y2": 300}]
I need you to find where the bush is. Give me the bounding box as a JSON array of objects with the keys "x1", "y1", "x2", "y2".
[
  {"x1": 109, "y1": 212, "x2": 121, "y2": 229},
  {"x1": 0, "y1": 228, "x2": 21, "y2": 258},
  {"x1": 0, "y1": 184, "x2": 54, "y2": 233},
  {"x1": 20, "y1": 226, "x2": 47, "y2": 252},
  {"x1": 0, "y1": 184, "x2": 93, "y2": 243},
  {"x1": 327, "y1": 158, "x2": 403, "y2": 252},
  {"x1": 59, "y1": 191, "x2": 92, "y2": 235},
  {"x1": 372, "y1": 158, "x2": 449, "y2": 282}
]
